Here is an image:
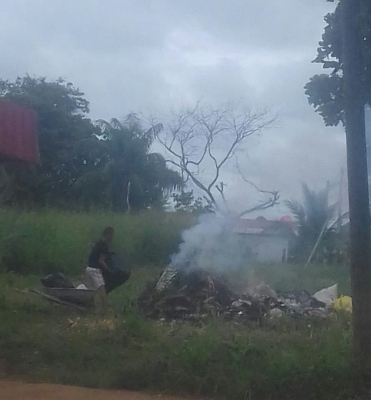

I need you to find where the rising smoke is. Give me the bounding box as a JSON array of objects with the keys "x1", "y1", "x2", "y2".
[{"x1": 169, "y1": 213, "x2": 250, "y2": 273}]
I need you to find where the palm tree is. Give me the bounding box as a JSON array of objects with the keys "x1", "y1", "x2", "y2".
[{"x1": 285, "y1": 183, "x2": 337, "y2": 262}]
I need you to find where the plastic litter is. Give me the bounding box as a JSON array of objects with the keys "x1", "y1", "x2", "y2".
[
  {"x1": 313, "y1": 284, "x2": 338, "y2": 306},
  {"x1": 331, "y1": 296, "x2": 352, "y2": 313},
  {"x1": 77, "y1": 284, "x2": 88, "y2": 290}
]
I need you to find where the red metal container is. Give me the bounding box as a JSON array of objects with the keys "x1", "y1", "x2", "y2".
[{"x1": 0, "y1": 99, "x2": 39, "y2": 164}]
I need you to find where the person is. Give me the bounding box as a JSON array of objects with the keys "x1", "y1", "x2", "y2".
[{"x1": 85, "y1": 227, "x2": 115, "y2": 314}]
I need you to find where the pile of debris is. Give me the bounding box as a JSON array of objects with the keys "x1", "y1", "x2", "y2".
[{"x1": 138, "y1": 266, "x2": 329, "y2": 323}]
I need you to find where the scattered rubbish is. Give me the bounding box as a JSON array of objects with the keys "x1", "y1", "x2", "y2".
[
  {"x1": 138, "y1": 266, "x2": 330, "y2": 323},
  {"x1": 313, "y1": 284, "x2": 338, "y2": 306}
]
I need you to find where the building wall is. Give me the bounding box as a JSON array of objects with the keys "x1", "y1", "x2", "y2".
[{"x1": 243, "y1": 234, "x2": 289, "y2": 263}]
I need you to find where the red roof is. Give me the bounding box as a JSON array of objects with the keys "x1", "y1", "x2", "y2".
[
  {"x1": 234, "y1": 216, "x2": 297, "y2": 236},
  {"x1": 0, "y1": 100, "x2": 39, "y2": 164}
]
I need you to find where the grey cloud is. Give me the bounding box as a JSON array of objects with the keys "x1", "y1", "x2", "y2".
[
  {"x1": 0, "y1": 0, "x2": 345, "y2": 216},
  {"x1": 160, "y1": 0, "x2": 335, "y2": 52}
]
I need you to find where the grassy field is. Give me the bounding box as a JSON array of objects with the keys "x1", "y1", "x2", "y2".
[
  {"x1": 0, "y1": 262, "x2": 357, "y2": 400},
  {"x1": 0, "y1": 209, "x2": 193, "y2": 275}
]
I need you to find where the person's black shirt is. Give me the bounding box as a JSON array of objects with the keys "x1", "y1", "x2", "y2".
[{"x1": 88, "y1": 239, "x2": 110, "y2": 270}]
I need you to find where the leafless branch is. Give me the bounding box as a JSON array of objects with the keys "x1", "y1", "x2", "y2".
[
  {"x1": 235, "y1": 158, "x2": 280, "y2": 216},
  {"x1": 215, "y1": 182, "x2": 228, "y2": 206},
  {"x1": 238, "y1": 191, "x2": 280, "y2": 218},
  {"x1": 150, "y1": 102, "x2": 277, "y2": 212}
]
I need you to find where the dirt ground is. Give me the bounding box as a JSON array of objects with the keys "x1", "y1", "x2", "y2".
[{"x1": 0, "y1": 380, "x2": 204, "y2": 400}]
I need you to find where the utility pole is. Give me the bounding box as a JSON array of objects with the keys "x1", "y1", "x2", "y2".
[{"x1": 341, "y1": 0, "x2": 371, "y2": 381}]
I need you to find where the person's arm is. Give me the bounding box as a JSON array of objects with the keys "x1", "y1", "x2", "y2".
[{"x1": 98, "y1": 254, "x2": 112, "y2": 273}]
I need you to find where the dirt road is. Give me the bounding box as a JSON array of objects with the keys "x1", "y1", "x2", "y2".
[{"x1": 0, "y1": 380, "x2": 202, "y2": 400}]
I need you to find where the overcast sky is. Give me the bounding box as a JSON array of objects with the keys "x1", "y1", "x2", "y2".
[{"x1": 0, "y1": 0, "x2": 347, "y2": 217}]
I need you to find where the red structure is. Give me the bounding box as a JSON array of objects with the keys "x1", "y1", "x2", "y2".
[{"x1": 0, "y1": 99, "x2": 39, "y2": 164}]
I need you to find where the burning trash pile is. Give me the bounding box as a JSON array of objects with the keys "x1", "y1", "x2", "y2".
[
  {"x1": 138, "y1": 266, "x2": 332, "y2": 323},
  {"x1": 138, "y1": 214, "x2": 341, "y2": 324}
]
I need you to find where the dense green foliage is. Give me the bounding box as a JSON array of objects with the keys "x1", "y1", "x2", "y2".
[
  {"x1": 172, "y1": 190, "x2": 214, "y2": 215},
  {"x1": 0, "y1": 76, "x2": 182, "y2": 210},
  {"x1": 305, "y1": 0, "x2": 371, "y2": 126}
]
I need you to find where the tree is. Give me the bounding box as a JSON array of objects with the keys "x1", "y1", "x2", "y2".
[
  {"x1": 172, "y1": 190, "x2": 214, "y2": 215},
  {"x1": 149, "y1": 103, "x2": 279, "y2": 216},
  {"x1": 74, "y1": 116, "x2": 183, "y2": 211},
  {"x1": 304, "y1": 0, "x2": 371, "y2": 126},
  {"x1": 0, "y1": 76, "x2": 101, "y2": 207},
  {"x1": 286, "y1": 183, "x2": 338, "y2": 262},
  {"x1": 0, "y1": 77, "x2": 183, "y2": 212},
  {"x1": 0, "y1": 162, "x2": 38, "y2": 207}
]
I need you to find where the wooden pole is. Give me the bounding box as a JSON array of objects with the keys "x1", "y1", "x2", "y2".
[
  {"x1": 304, "y1": 218, "x2": 328, "y2": 268},
  {"x1": 341, "y1": 0, "x2": 371, "y2": 379}
]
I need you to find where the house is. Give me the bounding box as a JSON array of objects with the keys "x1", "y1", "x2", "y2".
[{"x1": 234, "y1": 216, "x2": 297, "y2": 263}]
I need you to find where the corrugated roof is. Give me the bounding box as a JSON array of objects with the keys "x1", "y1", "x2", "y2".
[
  {"x1": 234, "y1": 217, "x2": 296, "y2": 236},
  {"x1": 0, "y1": 100, "x2": 39, "y2": 164}
]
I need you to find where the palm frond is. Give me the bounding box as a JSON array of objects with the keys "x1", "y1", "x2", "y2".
[{"x1": 285, "y1": 199, "x2": 306, "y2": 227}]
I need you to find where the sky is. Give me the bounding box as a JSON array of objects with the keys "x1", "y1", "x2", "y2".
[{"x1": 0, "y1": 0, "x2": 347, "y2": 217}]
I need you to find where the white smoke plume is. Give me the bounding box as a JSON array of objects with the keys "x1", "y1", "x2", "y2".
[{"x1": 170, "y1": 213, "x2": 249, "y2": 273}]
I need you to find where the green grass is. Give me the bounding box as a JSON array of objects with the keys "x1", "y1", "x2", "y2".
[
  {"x1": 251, "y1": 263, "x2": 351, "y2": 295},
  {"x1": 0, "y1": 209, "x2": 193, "y2": 275},
  {"x1": 0, "y1": 264, "x2": 359, "y2": 400}
]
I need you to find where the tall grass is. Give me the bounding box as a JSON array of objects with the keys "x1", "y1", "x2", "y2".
[{"x1": 0, "y1": 209, "x2": 193, "y2": 275}]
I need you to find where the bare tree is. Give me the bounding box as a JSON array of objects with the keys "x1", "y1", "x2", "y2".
[{"x1": 148, "y1": 103, "x2": 279, "y2": 216}]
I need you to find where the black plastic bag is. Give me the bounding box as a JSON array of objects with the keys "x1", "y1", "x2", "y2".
[
  {"x1": 41, "y1": 272, "x2": 74, "y2": 289},
  {"x1": 102, "y1": 254, "x2": 131, "y2": 294},
  {"x1": 108, "y1": 253, "x2": 129, "y2": 271}
]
